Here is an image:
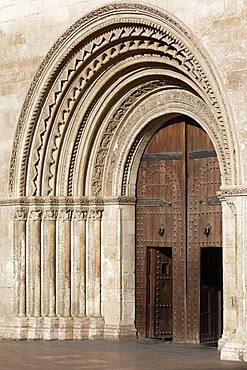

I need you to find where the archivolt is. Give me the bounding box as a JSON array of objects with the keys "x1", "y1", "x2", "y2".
[{"x1": 9, "y1": 3, "x2": 239, "y2": 197}]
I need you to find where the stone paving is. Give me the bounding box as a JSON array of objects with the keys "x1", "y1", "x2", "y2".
[{"x1": 0, "y1": 339, "x2": 246, "y2": 370}]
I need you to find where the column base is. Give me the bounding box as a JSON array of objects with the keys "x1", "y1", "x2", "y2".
[
  {"x1": 43, "y1": 317, "x2": 59, "y2": 340},
  {"x1": 8, "y1": 316, "x2": 138, "y2": 343},
  {"x1": 28, "y1": 317, "x2": 43, "y2": 339},
  {"x1": 73, "y1": 316, "x2": 89, "y2": 339},
  {"x1": 104, "y1": 323, "x2": 137, "y2": 340},
  {"x1": 58, "y1": 317, "x2": 73, "y2": 339},
  {"x1": 15, "y1": 317, "x2": 29, "y2": 339},
  {"x1": 218, "y1": 333, "x2": 229, "y2": 351},
  {"x1": 88, "y1": 315, "x2": 104, "y2": 339},
  {"x1": 220, "y1": 333, "x2": 247, "y2": 362}
]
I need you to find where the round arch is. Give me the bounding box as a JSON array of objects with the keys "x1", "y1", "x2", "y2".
[{"x1": 9, "y1": 3, "x2": 239, "y2": 197}]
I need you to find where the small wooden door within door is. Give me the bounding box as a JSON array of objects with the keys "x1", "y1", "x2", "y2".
[
  {"x1": 147, "y1": 247, "x2": 172, "y2": 339},
  {"x1": 136, "y1": 117, "x2": 222, "y2": 343}
]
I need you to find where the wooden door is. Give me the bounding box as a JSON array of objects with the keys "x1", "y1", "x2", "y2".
[
  {"x1": 147, "y1": 247, "x2": 172, "y2": 339},
  {"x1": 136, "y1": 121, "x2": 186, "y2": 341},
  {"x1": 135, "y1": 117, "x2": 222, "y2": 343},
  {"x1": 186, "y1": 122, "x2": 222, "y2": 342}
]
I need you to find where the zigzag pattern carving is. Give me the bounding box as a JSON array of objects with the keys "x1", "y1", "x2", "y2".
[
  {"x1": 46, "y1": 43, "x2": 192, "y2": 194},
  {"x1": 33, "y1": 24, "x2": 199, "y2": 195},
  {"x1": 39, "y1": 27, "x2": 220, "y2": 195},
  {"x1": 9, "y1": 4, "x2": 236, "y2": 196}
]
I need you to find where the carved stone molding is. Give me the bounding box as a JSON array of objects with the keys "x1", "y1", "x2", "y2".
[
  {"x1": 88, "y1": 197, "x2": 104, "y2": 206},
  {"x1": 8, "y1": 3, "x2": 237, "y2": 198},
  {"x1": 0, "y1": 196, "x2": 138, "y2": 206},
  {"x1": 103, "y1": 196, "x2": 136, "y2": 205},
  {"x1": 91, "y1": 80, "x2": 169, "y2": 196},
  {"x1": 220, "y1": 186, "x2": 247, "y2": 198},
  {"x1": 121, "y1": 136, "x2": 142, "y2": 196},
  {"x1": 0, "y1": 196, "x2": 89, "y2": 207}
]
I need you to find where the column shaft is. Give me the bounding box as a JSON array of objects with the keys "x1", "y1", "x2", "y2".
[
  {"x1": 64, "y1": 217, "x2": 71, "y2": 317},
  {"x1": 94, "y1": 216, "x2": 101, "y2": 315},
  {"x1": 72, "y1": 210, "x2": 87, "y2": 317},
  {"x1": 28, "y1": 210, "x2": 42, "y2": 317},
  {"x1": 87, "y1": 208, "x2": 103, "y2": 316},
  {"x1": 57, "y1": 209, "x2": 72, "y2": 317},
  {"x1": 43, "y1": 209, "x2": 57, "y2": 317},
  {"x1": 14, "y1": 209, "x2": 27, "y2": 316}
]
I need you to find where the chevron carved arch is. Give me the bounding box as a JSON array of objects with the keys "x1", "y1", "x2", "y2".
[{"x1": 9, "y1": 2, "x2": 239, "y2": 197}]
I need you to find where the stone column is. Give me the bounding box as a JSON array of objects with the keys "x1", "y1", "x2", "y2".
[
  {"x1": 220, "y1": 195, "x2": 247, "y2": 361},
  {"x1": 117, "y1": 201, "x2": 137, "y2": 339},
  {"x1": 102, "y1": 199, "x2": 136, "y2": 340},
  {"x1": 57, "y1": 208, "x2": 73, "y2": 339},
  {"x1": 28, "y1": 209, "x2": 42, "y2": 339},
  {"x1": 43, "y1": 208, "x2": 59, "y2": 340},
  {"x1": 14, "y1": 208, "x2": 28, "y2": 339},
  {"x1": 72, "y1": 209, "x2": 89, "y2": 339},
  {"x1": 87, "y1": 207, "x2": 104, "y2": 339}
]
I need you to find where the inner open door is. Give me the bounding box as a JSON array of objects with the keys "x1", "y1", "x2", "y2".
[{"x1": 200, "y1": 247, "x2": 223, "y2": 343}]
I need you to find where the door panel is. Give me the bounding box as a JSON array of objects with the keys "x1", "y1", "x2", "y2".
[
  {"x1": 135, "y1": 117, "x2": 222, "y2": 343},
  {"x1": 156, "y1": 248, "x2": 173, "y2": 339},
  {"x1": 136, "y1": 122, "x2": 186, "y2": 340},
  {"x1": 147, "y1": 248, "x2": 172, "y2": 339},
  {"x1": 186, "y1": 122, "x2": 222, "y2": 342}
]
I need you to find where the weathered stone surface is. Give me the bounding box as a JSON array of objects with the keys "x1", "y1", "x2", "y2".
[{"x1": 0, "y1": 0, "x2": 247, "y2": 363}]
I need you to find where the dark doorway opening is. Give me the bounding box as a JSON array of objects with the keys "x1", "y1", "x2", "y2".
[{"x1": 200, "y1": 247, "x2": 223, "y2": 343}]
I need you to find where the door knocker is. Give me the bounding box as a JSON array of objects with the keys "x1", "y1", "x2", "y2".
[
  {"x1": 203, "y1": 223, "x2": 212, "y2": 237},
  {"x1": 158, "y1": 225, "x2": 165, "y2": 236}
]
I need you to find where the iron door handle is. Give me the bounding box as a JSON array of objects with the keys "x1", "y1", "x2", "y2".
[
  {"x1": 158, "y1": 225, "x2": 165, "y2": 236},
  {"x1": 203, "y1": 223, "x2": 212, "y2": 237}
]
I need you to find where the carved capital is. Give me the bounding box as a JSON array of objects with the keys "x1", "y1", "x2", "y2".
[
  {"x1": 226, "y1": 200, "x2": 237, "y2": 215},
  {"x1": 74, "y1": 210, "x2": 88, "y2": 221},
  {"x1": 30, "y1": 210, "x2": 42, "y2": 221},
  {"x1": 61, "y1": 209, "x2": 73, "y2": 221},
  {"x1": 45, "y1": 209, "x2": 58, "y2": 221},
  {"x1": 89, "y1": 208, "x2": 104, "y2": 221},
  {"x1": 14, "y1": 209, "x2": 28, "y2": 221}
]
